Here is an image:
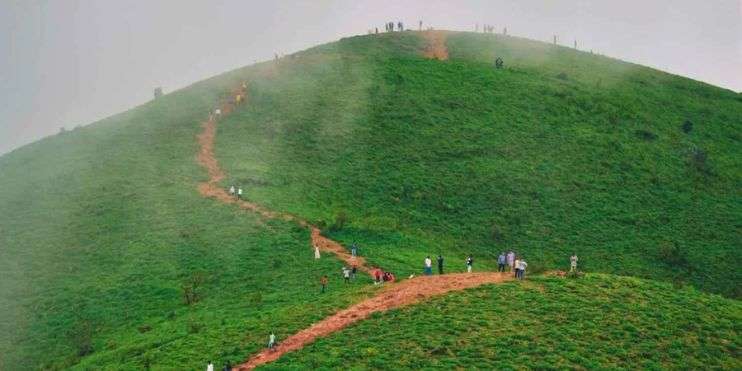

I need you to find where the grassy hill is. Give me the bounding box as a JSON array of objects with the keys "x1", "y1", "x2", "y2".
[
  {"x1": 217, "y1": 31, "x2": 741, "y2": 296},
  {"x1": 268, "y1": 274, "x2": 741, "y2": 370},
  {"x1": 0, "y1": 30, "x2": 739, "y2": 369}
]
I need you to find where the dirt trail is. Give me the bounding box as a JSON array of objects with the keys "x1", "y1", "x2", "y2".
[
  {"x1": 196, "y1": 87, "x2": 371, "y2": 273},
  {"x1": 197, "y1": 84, "x2": 515, "y2": 370},
  {"x1": 422, "y1": 30, "x2": 449, "y2": 60},
  {"x1": 235, "y1": 272, "x2": 513, "y2": 370}
]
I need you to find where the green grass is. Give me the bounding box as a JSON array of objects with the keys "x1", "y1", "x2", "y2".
[
  {"x1": 217, "y1": 31, "x2": 742, "y2": 297},
  {"x1": 0, "y1": 30, "x2": 739, "y2": 369},
  {"x1": 0, "y1": 61, "x2": 375, "y2": 369},
  {"x1": 267, "y1": 274, "x2": 742, "y2": 370}
]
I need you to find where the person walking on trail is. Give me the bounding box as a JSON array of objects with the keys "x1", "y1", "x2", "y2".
[
  {"x1": 437, "y1": 255, "x2": 444, "y2": 274},
  {"x1": 466, "y1": 255, "x2": 474, "y2": 273},
  {"x1": 320, "y1": 275, "x2": 328, "y2": 293},
  {"x1": 351, "y1": 243, "x2": 358, "y2": 257},
  {"x1": 373, "y1": 268, "x2": 383, "y2": 285},
  {"x1": 237, "y1": 187, "x2": 243, "y2": 200},
  {"x1": 506, "y1": 251, "x2": 515, "y2": 272},
  {"x1": 497, "y1": 252, "x2": 507, "y2": 272},
  {"x1": 398, "y1": 21, "x2": 404, "y2": 31},
  {"x1": 513, "y1": 257, "x2": 521, "y2": 278},
  {"x1": 314, "y1": 245, "x2": 321, "y2": 259},
  {"x1": 570, "y1": 253, "x2": 578, "y2": 272},
  {"x1": 517, "y1": 259, "x2": 528, "y2": 280},
  {"x1": 424, "y1": 256, "x2": 433, "y2": 275},
  {"x1": 351, "y1": 264, "x2": 357, "y2": 279},
  {"x1": 228, "y1": 185, "x2": 235, "y2": 197},
  {"x1": 268, "y1": 332, "x2": 276, "y2": 349},
  {"x1": 206, "y1": 361, "x2": 214, "y2": 371},
  {"x1": 342, "y1": 267, "x2": 351, "y2": 283},
  {"x1": 214, "y1": 108, "x2": 221, "y2": 118}
]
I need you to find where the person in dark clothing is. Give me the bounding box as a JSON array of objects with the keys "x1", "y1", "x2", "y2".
[
  {"x1": 398, "y1": 22, "x2": 404, "y2": 31},
  {"x1": 497, "y1": 252, "x2": 507, "y2": 272},
  {"x1": 351, "y1": 264, "x2": 357, "y2": 279},
  {"x1": 320, "y1": 275, "x2": 328, "y2": 293},
  {"x1": 437, "y1": 255, "x2": 444, "y2": 274},
  {"x1": 222, "y1": 362, "x2": 232, "y2": 371}
]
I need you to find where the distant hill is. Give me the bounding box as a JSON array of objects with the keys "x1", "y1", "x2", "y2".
[{"x1": 0, "y1": 31, "x2": 739, "y2": 369}]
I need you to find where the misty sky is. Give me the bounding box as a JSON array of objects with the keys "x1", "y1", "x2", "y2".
[{"x1": 1, "y1": 0, "x2": 740, "y2": 155}]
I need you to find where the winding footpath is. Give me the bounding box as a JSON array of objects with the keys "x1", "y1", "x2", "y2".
[{"x1": 195, "y1": 36, "x2": 514, "y2": 370}]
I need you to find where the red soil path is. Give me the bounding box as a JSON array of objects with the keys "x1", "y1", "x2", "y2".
[
  {"x1": 235, "y1": 272, "x2": 512, "y2": 370},
  {"x1": 196, "y1": 84, "x2": 514, "y2": 370},
  {"x1": 423, "y1": 30, "x2": 449, "y2": 60}
]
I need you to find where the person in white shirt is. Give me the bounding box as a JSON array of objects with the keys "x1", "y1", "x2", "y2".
[
  {"x1": 206, "y1": 361, "x2": 214, "y2": 371},
  {"x1": 215, "y1": 108, "x2": 222, "y2": 118},
  {"x1": 513, "y1": 258, "x2": 521, "y2": 278},
  {"x1": 237, "y1": 187, "x2": 243, "y2": 200},
  {"x1": 314, "y1": 245, "x2": 321, "y2": 259},
  {"x1": 518, "y1": 259, "x2": 528, "y2": 280},
  {"x1": 268, "y1": 333, "x2": 276, "y2": 349},
  {"x1": 228, "y1": 185, "x2": 235, "y2": 196},
  {"x1": 342, "y1": 267, "x2": 350, "y2": 283},
  {"x1": 506, "y1": 251, "x2": 515, "y2": 272},
  {"x1": 570, "y1": 253, "x2": 578, "y2": 272},
  {"x1": 424, "y1": 256, "x2": 433, "y2": 275}
]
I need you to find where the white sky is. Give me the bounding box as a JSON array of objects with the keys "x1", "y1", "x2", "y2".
[{"x1": 1, "y1": 0, "x2": 740, "y2": 154}]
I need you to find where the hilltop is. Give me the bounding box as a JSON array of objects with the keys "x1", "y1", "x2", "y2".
[{"x1": 0, "y1": 30, "x2": 739, "y2": 369}]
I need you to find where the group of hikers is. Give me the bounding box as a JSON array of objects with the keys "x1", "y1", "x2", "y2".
[
  {"x1": 478, "y1": 24, "x2": 497, "y2": 33},
  {"x1": 385, "y1": 21, "x2": 404, "y2": 32},
  {"x1": 227, "y1": 185, "x2": 243, "y2": 200}
]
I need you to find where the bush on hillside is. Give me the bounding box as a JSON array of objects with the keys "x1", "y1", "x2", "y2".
[
  {"x1": 69, "y1": 320, "x2": 94, "y2": 357},
  {"x1": 686, "y1": 145, "x2": 713, "y2": 176},
  {"x1": 329, "y1": 211, "x2": 349, "y2": 232},
  {"x1": 490, "y1": 223, "x2": 504, "y2": 242},
  {"x1": 681, "y1": 120, "x2": 693, "y2": 133},
  {"x1": 556, "y1": 72, "x2": 568, "y2": 80},
  {"x1": 181, "y1": 272, "x2": 206, "y2": 305},
  {"x1": 658, "y1": 241, "x2": 691, "y2": 271},
  {"x1": 635, "y1": 129, "x2": 658, "y2": 141}
]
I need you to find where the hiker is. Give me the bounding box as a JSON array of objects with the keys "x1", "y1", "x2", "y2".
[
  {"x1": 206, "y1": 361, "x2": 214, "y2": 371},
  {"x1": 424, "y1": 256, "x2": 433, "y2": 275},
  {"x1": 228, "y1": 185, "x2": 235, "y2": 196},
  {"x1": 320, "y1": 275, "x2": 328, "y2": 293},
  {"x1": 373, "y1": 268, "x2": 383, "y2": 285},
  {"x1": 342, "y1": 267, "x2": 351, "y2": 283},
  {"x1": 437, "y1": 255, "x2": 444, "y2": 274},
  {"x1": 375, "y1": 27, "x2": 378, "y2": 34},
  {"x1": 351, "y1": 243, "x2": 358, "y2": 257},
  {"x1": 314, "y1": 245, "x2": 321, "y2": 259},
  {"x1": 466, "y1": 255, "x2": 474, "y2": 273},
  {"x1": 570, "y1": 253, "x2": 578, "y2": 272},
  {"x1": 222, "y1": 362, "x2": 231, "y2": 371},
  {"x1": 517, "y1": 259, "x2": 528, "y2": 280},
  {"x1": 237, "y1": 187, "x2": 243, "y2": 200},
  {"x1": 351, "y1": 264, "x2": 357, "y2": 279},
  {"x1": 398, "y1": 22, "x2": 404, "y2": 31},
  {"x1": 268, "y1": 332, "x2": 276, "y2": 349},
  {"x1": 419, "y1": 20, "x2": 423, "y2": 31},
  {"x1": 507, "y1": 251, "x2": 515, "y2": 272},
  {"x1": 513, "y1": 257, "x2": 520, "y2": 278},
  {"x1": 214, "y1": 108, "x2": 221, "y2": 118},
  {"x1": 497, "y1": 252, "x2": 507, "y2": 272}
]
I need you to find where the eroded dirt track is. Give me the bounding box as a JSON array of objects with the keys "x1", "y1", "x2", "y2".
[
  {"x1": 423, "y1": 30, "x2": 449, "y2": 60},
  {"x1": 235, "y1": 272, "x2": 513, "y2": 370}
]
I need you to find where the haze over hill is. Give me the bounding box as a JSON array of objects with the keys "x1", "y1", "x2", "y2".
[
  {"x1": 0, "y1": 30, "x2": 739, "y2": 369},
  {"x1": 2, "y1": 0, "x2": 740, "y2": 155}
]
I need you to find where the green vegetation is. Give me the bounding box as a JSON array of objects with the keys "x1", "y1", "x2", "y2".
[
  {"x1": 268, "y1": 274, "x2": 742, "y2": 370},
  {"x1": 218, "y1": 31, "x2": 742, "y2": 296},
  {"x1": 0, "y1": 30, "x2": 739, "y2": 370},
  {"x1": 0, "y1": 62, "x2": 373, "y2": 369}
]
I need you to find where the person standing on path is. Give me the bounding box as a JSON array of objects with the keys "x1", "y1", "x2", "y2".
[
  {"x1": 268, "y1": 333, "x2": 276, "y2": 349},
  {"x1": 513, "y1": 257, "x2": 520, "y2": 278},
  {"x1": 206, "y1": 361, "x2": 214, "y2": 371},
  {"x1": 320, "y1": 275, "x2": 328, "y2": 293},
  {"x1": 518, "y1": 259, "x2": 528, "y2": 280},
  {"x1": 466, "y1": 255, "x2": 474, "y2": 273},
  {"x1": 424, "y1": 256, "x2": 433, "y2": 275},
  {"x1": 497, "y1": 252, "x2": 507, "y2": 272},
  {"x1": 314, "y1": 245, "x2": 321, "y2": 260},
  {"x1": 342, "y1": 267, "x2": 351, "y2": 283},
  {"x1": 351, "y1": 243, "x2": 358, "y2": 257},
  {"x1": 507, "y1": 251, "x2": 515, "y2": 272},
  {"x1": 237, "y1": 187, "x2": 243, "y2": 200},
  {"x1": 570, "y1": 253, "x2": 578, "y2": 272},
  {"x1": 228, "y1": 185, "x2": 235, "y2": 197},
  {"x1": 437, "y1": 255, "x2": 444, "y2": 274},
  {"x1": 351, "y1": 264, "x2": 357, "y2": 279}
]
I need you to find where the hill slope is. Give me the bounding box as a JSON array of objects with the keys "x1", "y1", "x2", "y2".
[{"x1": 0, "y1": 30, "x2": 739, "y2": 369}]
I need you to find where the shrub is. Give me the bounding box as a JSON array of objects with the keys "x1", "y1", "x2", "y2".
[
  {"x1": 490, "y1": 223, "x2": 504, "y2": 242},
  {"x1": 329, "y1": 211, "x2": 348, "y2": 232},
  {"x1": 635, "y1": 129, "x2": 658, "y2": 141},
  {"x1": 182, "y1": 272, "x2": 206, "y2": 305},
  {"x1": 69, "y1": 320, "x2": 94, "y2": 357},
  {"x1": 681, "y1": 120, "x2": 693, "y2": 133},
  {"x1": 658, "y1": 242, "x2": 691, "y2": 271},
  {"x1": 556, "y1": 72, "x2": 568, "y2": 80},
  {"x1": 686, "y1": 146, "x2": 712, "y2": 175}
]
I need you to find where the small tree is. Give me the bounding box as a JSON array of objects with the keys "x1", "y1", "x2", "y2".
[{"x1": 182, "y1": 272, "x2": 206, "y2": 305}]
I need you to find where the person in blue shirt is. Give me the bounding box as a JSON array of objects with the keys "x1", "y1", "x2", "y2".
[{"x1": 497, "y1": 252, "x2": 507, "y2": 272}]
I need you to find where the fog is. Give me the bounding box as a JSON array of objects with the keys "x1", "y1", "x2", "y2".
[{"x1": 1, "y1": 0, "x2": 740, "y2": 155}]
